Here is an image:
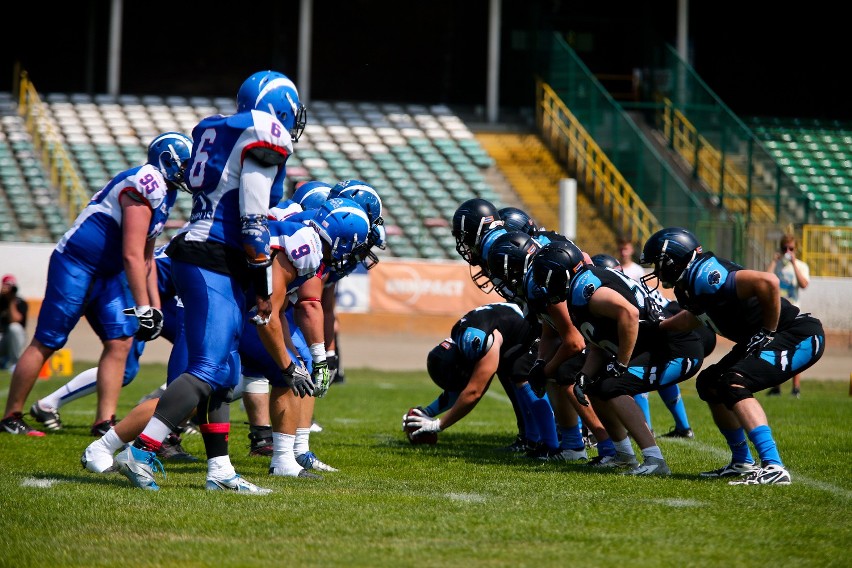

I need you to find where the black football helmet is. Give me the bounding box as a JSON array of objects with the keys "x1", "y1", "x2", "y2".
[
  {"x1": 498, "y1": 206, "x2": 537, "y2": 236},
  {"x1": 426, "y1": 339, "x2": 469, "y2": 392},
  {"x1": 486, "y1": 231, "x2": 541, "y2": 300},
  {"x1": 590, "y1": 253, "x2": 621, "y2": 270},
  {"x1": 530, "y1": 240, "x2": 587, "y2": 304},
  {"x1": 452, "y1": 198, "x2": 502, "y2": 264},
  {"x1": 640, "y1": 227, "x2": 702, "y2": 290}
]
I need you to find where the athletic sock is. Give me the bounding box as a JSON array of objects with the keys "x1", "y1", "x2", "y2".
[
  {"x1": 271, "y1": 432, "x2": 302, "y2": 475},
  {"x1": 41, "y1": 367, "x2": 99, "y2": 410},
  {"x1": 613, "y1": 437, "x2": 634, "y2": 456},
  {"x1": 207, "y1": 455, "x2": 236, "y2": 480},
  {"x1": 659, "y1": 384, "x2": 690, "y2": 430},
  {"x1": 633, "y1": 392, "x2": 652, "y2": 429},
  {"x1": 641, "y1": 445, "x2": 664, "y2": 460},
  {"x1": 721, "y1": 427, "x2": 754, "y2": 464},
  {"x1": 558, "y1": 423, "x2": 585, "y2": 451},
  {"x1": 294, "y1": 427, "x2": 311, "y2": 456},
  {"x1": 747, "y1": 424, "x2": 783, "y2": 467},
  {"x1": 596, "y1": 437, "x2": 616, "y2": 457}
]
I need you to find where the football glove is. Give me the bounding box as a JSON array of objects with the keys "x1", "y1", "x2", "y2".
[
  {"x1": 527, "y1": 358, "x2": 548, "y2": 398},
  {"x1": 282, "y1": 361, "x2": 314, "y2": 398},
  {"x1": 572, "y1": 372, "x2": 590, "y2": 407},
  {"x1": 123, "y1": 306, "x2": 164, "y2": 342},
  {"x1": 401, "y1": 406, "x2": 431, "y2": 431},
  {"x1": 326, "y1": 354, "x2": 339, "y2": 384},
  {"x1": 312, "y1": 361, "x2": 331, "y2": 398},
  {"x1": 404, "y1": 407, "x2": 442, "y2": 436},
  {"x1": 247, "y1": 306, "x2": 269, "y2": 327},
  {"x1": 605, "y1": 360, "x2": 628, "y2": 378},
  {"x1": 745, "y1": 327, "x2": 775, "y2": 357}
]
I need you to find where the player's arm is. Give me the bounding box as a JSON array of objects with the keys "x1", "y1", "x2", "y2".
[
  {"x1": 659, "y1": 309, "x2": 701, "y2": 333},
  {"x1": 734, "y1": 269, "x2": 781, "y2": 332},
  {"x1": 144, "y1": 238, "x2": 160, "y2": 310},
  {"x1": 436, "y1": 330, "x2": 503, "y2": 431},
  {"x1": 321, "y1": 280, "x2": 337, "y2": 352},
  {"x1": 255, "y1": 252, "x2": 297, "y2": 370},
  {"x1": 120, "y1": 191, "x2": 154, "y2": 308},
  {"x1": 240, "y1": 155, "x2": 278, "y2": 321},
  {"x1": 588, "y1": 287, "x2": 638, "y2": 367},
  {"x1": 543, "y1": 301, "x2": 585, "y2": 376}
]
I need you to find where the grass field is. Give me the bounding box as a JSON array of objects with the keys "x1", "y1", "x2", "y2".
[{"x1": 1, "y1": 363, "x2": 851, "y2": 567}]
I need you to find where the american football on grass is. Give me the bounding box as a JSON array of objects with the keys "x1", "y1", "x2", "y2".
[{"x1": 405, "y1": 408, "x2": 438, "y2": 445}]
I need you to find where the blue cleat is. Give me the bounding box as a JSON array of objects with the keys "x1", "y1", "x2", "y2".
[
  {"x1": 206, "y1": 474, "x2": 272, "y2": 494},
  {"x1": 115, "y1": 445, "x2": 165, "y2": 491}
]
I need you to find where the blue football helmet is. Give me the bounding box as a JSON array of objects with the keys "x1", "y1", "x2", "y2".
[
  {"x1": 237, "y1": 70, "x2": 307, "y2": 142},
  {"x1": 498, "y1": 207, "x2": 537, "y2": 235},
  {"x1": 329, "y1": 179, "x2": 383, "y2": 227},
  {"x1": 452, "y1": 198, "x2": 502, "y2": 265},
  {"x1": 309, "y1": 197, "x2": 371, "y2": 270},
  {"x1": 530, "y1": 240, "x2": 587, "y2": 304},
  {"x1": 147, "y1": 132, "x2": 192, "y2": 192},
  {"x1": 640, "y1": 227, "x2": 703, "y2": 290},
  {"x1": 292, "y1": 180, "x2": 332, "y2": 211}
]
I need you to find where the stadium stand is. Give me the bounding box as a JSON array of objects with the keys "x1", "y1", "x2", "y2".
[
  {"x1": 750, "y1": 117, "x2": 852, "y2": 227},
  {"x1": 2, "y1": 92, "x2": 506, "y2": 259}
]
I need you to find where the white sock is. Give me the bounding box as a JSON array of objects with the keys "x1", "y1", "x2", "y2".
[
  {"x1": 270, "y1": 432, "x2": 302, "y2": 475},
  {"x1": 139, "y1": 417, "x2": 172, "y2": 444},
  {"x1": 642, "y1": 445, "x2": 664, "y2": 460},
  {"x1": 294, "y1": 427, "x2": 311, "y2": 456},
  {"x1": 101, "y1": 428, "x2": 126, "y2": 453},
  {"x1": 40, "y1": 367, "x2": 99, "y2": 409},
  {"x1": 613, "y1": 437, "x2": 635, "y2": 455},
  {"x1": 207, "y1": 455, "x2": 236, "y2": 480}
]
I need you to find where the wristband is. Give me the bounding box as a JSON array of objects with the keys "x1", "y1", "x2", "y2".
[
  {"x1": 310, "y1": 342, "x2": 326, "y2": 363},
  {"x1": 134, "y1": 305, "x2": 151, "y2": 316},
  {"x1": 249, "y1": 263, "x2": 273, "y2": 299}
]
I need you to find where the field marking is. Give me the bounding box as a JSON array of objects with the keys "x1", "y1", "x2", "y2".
[
  {"x1": 21, "y1": 477, "x2": 64, "y2": 488},
  {"x1": 645, "y1": 498, "x2": 705, "y2": 508},
  {"x1": 446, "y1": 492, "x2": 487, "y2": 503}
]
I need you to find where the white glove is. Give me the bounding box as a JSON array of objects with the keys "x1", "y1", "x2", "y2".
[{"x1": 404, "y1": 407, "x2": 442, "y2": 437}]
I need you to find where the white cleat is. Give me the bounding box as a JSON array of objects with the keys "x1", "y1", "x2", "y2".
[{"x1": 206, "y1": 474, "x2": 272, "y2": 494}]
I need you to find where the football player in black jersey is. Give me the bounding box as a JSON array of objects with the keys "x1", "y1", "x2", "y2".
[{"x1": 641, "y1": 228, "x2": 825, "y2": 485}]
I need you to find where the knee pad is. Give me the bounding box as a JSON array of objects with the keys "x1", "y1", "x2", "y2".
[
  {"x1": 695, "y1": 363, "x2": 724, "y2": 402},
  {"x1": 153, "y1": 372, "x2": 213, "y2": 430},
  {"x1": 716, "y1": 371, "x2": 754, "y2": 409}
]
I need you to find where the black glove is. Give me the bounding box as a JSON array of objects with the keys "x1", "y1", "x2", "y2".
[
  {"x1": 326, "y1": 354, "x2": 339, "y2": 383},
  {"x1": 638, "y1": 318, "x2": 661, "y2": 335},
  {"x1": 573, "y1": 372, "x2": 590, "y2": 407},
  {"x1": 605, "y1": 360, "x2": 628, "y2": 378},
  {"x1": 123, "y1": 306, "x2": 164, "y2": 341},
  {"x1": 282, "y1": 361, "x2": 315, "y2": 398},
  {"x1": 745, "y1": 327, "x2": 775, "y2": 357},
  {"x1": 527, "y1": 359, "x2": 547, "y2": 398}
]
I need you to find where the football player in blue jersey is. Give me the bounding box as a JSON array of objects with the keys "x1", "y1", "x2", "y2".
[
  {"x1": 112, "y1": 71, "x2": 306, "y2": 493},
  {"x1": 640, "y1": 227, "x2": 825, "y2": 485},
  {"x1": 1, "y1": 132, "x2": 191, "y2": 437},
  {"x1": 531, "y1": 240, "x2": 707, "y2": 476}
]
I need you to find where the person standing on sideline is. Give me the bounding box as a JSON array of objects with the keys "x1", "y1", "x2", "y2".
[
  {"x1": 0, "y1": 274, "x2": 28, "y2": 370},
  {"x1": 617, "y1": 235, "x2": 646, "y2": 282},
  {"x1": 766, "y1": 233, "x2": 810, "y2": 397}
]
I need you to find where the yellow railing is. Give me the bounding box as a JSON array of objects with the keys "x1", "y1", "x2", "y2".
[
  {"x1": 17, "y1": 71, "x2": 89, "y2": 222},
  {"x1": 801, "y1": 225, "x2": 852, "y2": 277},
  {"x1": 662, "y1": 98, "x2": 776, "y2": 223},
  {"x1": 537, "y1": 79, "x2": 659, "y2": 246}
]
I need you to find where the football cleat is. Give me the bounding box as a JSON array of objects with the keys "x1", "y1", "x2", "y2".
[
  {"x1": 496, "y1": 435, "x2": 533, "y2": 453},
  {"x1": 659, "y1": 427, "x2": 694, "y2": 439},
  {"x1": 206, "y1": 474, "x2": 273, "y2": 494},
  {"x1": 698, "y1": 461, "x2": 759, "y2": 478},
  {"x1": 310, "y1": 420, "x2": 324, "y2": 433},
  {"x1": 537, "y1": 447, "x2": 588, "y2": 462},
  {"x1": 269, "y1": 465, "x2": 322, "y2": 479},
  {"x1": 115, "y1": 445, "x2": 165, "y2": 491},
  {"x1": 81, "y1": 438, "x2": 120, "y2": 473},
  {"x1": 29, "y1": 402, "x2": 63, "y2": 431},
  {"x1": 248, "y1": 426, "x2": 273, "y2": 457},
  {"x1": 587, "y1": 451, "x2": 640, "y2": 469},
  {"x1": 90, "y1": 415, "x2": 116, "y2": 437},
  {"x1": 728, "y1": 463, "x2": 791, "y2": 485},
  {"x1": 156, "y1": 433, "x2": 199, "y2": 462},
  {"x1": 0, "y1": 412, "x2": 45, "y2": 436},
  {"x1": 296, "y1": 451, "x2": 339, "y2": 472},
  {"x1": 623, "y1": 456, "x2": 671, "y2": 476}
]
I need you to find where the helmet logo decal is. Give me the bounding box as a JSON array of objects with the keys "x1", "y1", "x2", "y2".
[
  {"x1": 708, "y1": 270, "x2": 721, "y2": 285},
  {"x1": 582, "y1": 283, "x2": 595, "y2": 300}
]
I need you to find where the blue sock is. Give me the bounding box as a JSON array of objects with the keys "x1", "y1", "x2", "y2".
[
  {"x1": 633, "y1": 392, "x2": 652, "y2": 430},
  {"x1": 514, "y1": 385, "x2": 540, "y2": 443},
  {"x1": 748, "y1": 425, "x2": 783, "y2": 467},
  {"x1": 517, "y1": 384, "x2": 557, "y2": 448},
  {"x1": 659, "y1": 385, "x2": 690, "y2": 430},
  {"x1": 721, "y1": 427, "x2": 753, "y2": 464},
  {"x1": 596, "y1": 437, "x2": 616, "y2": 457},
  {"x1": 558, "y1": 423, "x2": 584, "y2": 451}
]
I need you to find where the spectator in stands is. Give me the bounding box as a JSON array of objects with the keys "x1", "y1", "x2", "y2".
[
  {"x1": 766, "y1": 233, "x2": 810, "y2": 397},
  {"x1": 617, "y1": 235, "x2": 646, "y2": 282},
  {"x1": 111, "y1": 71, "x2": 305, "y2": 493},
  {"x1": 0, "y1": 132, "x2": 191, "y2": 437},
  {"x1": 0, "y1": 274, "x2": 28, "y2": 370},
  {"x1": 640, "y1": 227, "x2": 825, "y2": 485}
]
